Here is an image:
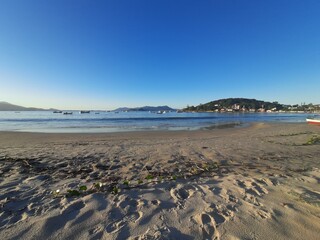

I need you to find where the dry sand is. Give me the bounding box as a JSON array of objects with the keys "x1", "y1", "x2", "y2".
[{"x1": 0, "y1": 123, "x2": 319, "y2": 239}]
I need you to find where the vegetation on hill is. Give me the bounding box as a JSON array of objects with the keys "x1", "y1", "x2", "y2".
[{"x1": 183, "y1": 98, "x2": 320, "y2": 113}]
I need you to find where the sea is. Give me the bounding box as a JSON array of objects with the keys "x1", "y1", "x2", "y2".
[{"x1": 0, "y1": 111, "x2": 311, "y2": 133}]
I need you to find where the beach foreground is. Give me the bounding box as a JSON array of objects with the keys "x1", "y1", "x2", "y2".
[{"x1": 0, "y1": 123, "x2": 320, "y2": 239}]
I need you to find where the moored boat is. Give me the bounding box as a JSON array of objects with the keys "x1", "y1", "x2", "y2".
[{"x1": 306, "y1": 118, "x2": 320, "y2": 125}]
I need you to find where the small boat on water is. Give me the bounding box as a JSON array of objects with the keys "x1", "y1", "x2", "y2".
[
  {"x1": 80, "y1": 111, "x2": 90, "y2": 114},
  {"x1": 306, "y1": 117, "x2": 320, "y2": 125},
  {"x1": 63, "y1": 112, "x2": 73, "y2": 115},
  {"x1": 53, "y1": 110, "x2": 62, "y2": 113}
]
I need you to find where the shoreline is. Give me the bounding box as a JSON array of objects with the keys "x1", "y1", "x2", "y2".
[
  {"x1": 0, "y1": 121, "x2": 248, "y2": 134},
  {"x1": 0, "y1": 121, "x2": 253, "y2": 137},
  {"x1": 0, "y1": 111, "x2": 310, "y2": 133},
  {"x1": 0, "y1": 121, "x2": 307, "y2": 134},
  {"x1": 1, "y1": 122, "x2": 319, "y2": 239}
]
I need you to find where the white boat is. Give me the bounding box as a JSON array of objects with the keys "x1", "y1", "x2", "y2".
[{"x1": 306, "y1": 118, "x2": 320, "y2": 125}]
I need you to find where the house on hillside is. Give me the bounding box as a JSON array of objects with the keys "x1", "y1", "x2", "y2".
[{"x1": 232, "y1": 104, "x2": 240, "y2": 111}]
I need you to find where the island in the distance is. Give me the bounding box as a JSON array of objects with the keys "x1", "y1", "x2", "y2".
[{"x1": 112, "y1": 105, "x2": 176, "y2": 112}]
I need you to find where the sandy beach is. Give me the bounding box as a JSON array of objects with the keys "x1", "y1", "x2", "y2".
[{"x1": 0, "y1": 122, "x2": 320, "y2": 239}]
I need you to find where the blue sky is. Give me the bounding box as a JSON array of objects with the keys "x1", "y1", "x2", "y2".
[{"x1": 0, "y1": 0, "x2": 319, "y2": 110}]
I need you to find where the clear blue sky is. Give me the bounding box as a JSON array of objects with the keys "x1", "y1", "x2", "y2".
[{"x1": 1, "y1": 0, "x2": 319, "y2": 110}]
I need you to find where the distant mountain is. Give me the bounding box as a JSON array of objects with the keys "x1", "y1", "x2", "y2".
[
  {"x1": 183, "y1": 98, "x2": 284, "y2": 112},
  {"x1": 0, "y1": 101, "x2": 55, "y2": 111},
  {"x1": 113, "y1": 105, "x2": 176, "y2": 112},
  {"x1": 112, "y1": 107, "x2": 132, "y2": 112}
]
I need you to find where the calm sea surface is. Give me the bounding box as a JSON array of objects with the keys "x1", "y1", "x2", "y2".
[{"x1": 0, "y1": 111, "x2": 310, "y2": 133}]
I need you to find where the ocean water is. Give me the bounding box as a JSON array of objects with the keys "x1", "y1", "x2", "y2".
[{"x1": 0, "y1": 111, "x2": 310, "y2": 133}]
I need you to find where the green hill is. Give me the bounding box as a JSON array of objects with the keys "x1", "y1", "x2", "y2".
[{"x1": 183, "y1": 98, "x2": 283, "y2": 112}]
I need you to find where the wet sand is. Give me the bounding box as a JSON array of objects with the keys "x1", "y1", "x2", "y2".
[{"x1": 0, "y1": 123, "x2": 320, "y2": 239}]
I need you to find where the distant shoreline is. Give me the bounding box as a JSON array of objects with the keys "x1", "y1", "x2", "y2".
[{"x1": 183, "y1": 110, "x2": 320, "y2": 114}]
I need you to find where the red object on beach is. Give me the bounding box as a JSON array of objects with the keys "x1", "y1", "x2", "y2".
[{"x1": 306, "y1": 118, "x2": 320, "y2": 125}]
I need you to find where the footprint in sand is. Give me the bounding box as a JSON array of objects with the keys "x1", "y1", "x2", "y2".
[
  {"x1": 236, "y1": 179, "x2": 269, "y2": 206},
  {"x1": 244, "y1": 193, "x2": 262, "y2": 206},
  {"x1": 170, "y1": 185, "x2": 194, "y2": 209},
  {"x1": 118, "y1": 197, "x2": 142, "y2": 213},
  {"x1": 130, "y1": 224, "x2": 171, "y2": 240},
  {"x1": 88, "y1": 225, "x2": 104, "y2": 240},
  {"x1": 252, "y1": 182, "x2": 268, "y2": 195},
  {"x1": 256, "y1": 209, "x2": 272, "y2": 219},
  {"x1": 212, "y1": 187, "x2": 239, "y2": 206},
  {"x1": 237, "y1": 179, "x2": 268, "y2": 194},
  {"x1": 235, "y1": 179, "x2": 273, "y2": 219},
  {"x1": 211, "y1": 212, "x2": 226, "y2": 225},
  {"x1": 254, "y1": 178, "x2": 273, "y2": 186},
  {"x1": 170, "y1": 184, "x2": 196, "y2": 207},
  {"x1": 208, "y1": 203, "x2": 235, "y2": 225},
  {"x1": 193, "y1": 213, "x2": 219, "y2": 240},
  {"x1": 201, "y1": 214, "x2": 217, "y2": 239},
  {"x1": 106, "y1": 211, "x2": 143, "y2": 234},
  {"x1": 246, "y1": 188, "x2": 262, "y2": 197}
]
